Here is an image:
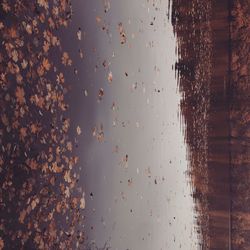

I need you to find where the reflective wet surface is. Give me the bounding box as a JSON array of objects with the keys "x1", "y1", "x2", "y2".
[{"x1": 68, "y1": 0, "x2": 199, "y2": 249}]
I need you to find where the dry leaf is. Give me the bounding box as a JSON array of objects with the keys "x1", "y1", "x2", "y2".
[
  {"x1": 79, "y1": 49, "x2": 84, "y2": 59},
  {"x1": 9, "y1": 27, "x2": 17, "y2": 38},
  {"x1": 26, "y1": 24, "x2": 32, "y2": 34},
  {"x1": 98, "y1": 88, "x2": 104, "y2": 100},
  {"x1": 30, "y1": 159, "x2": 38, "y2": 170},
  {"x1": 96, "y1": 16, "x2": 102, "y2": 23},
  {"x1": 19, "y1": 209, "x2": 26, "y2": 224},
  {"x1": 76, "y1": 126, "x2": 82, "y2": 135},
  {"x1": 51, "y1": 162, "x2": 62, "y2": 173},
  {"x1": 20, "y1": 127, "x2": 27, "y2": 141},
  {"x1": 42, "y1": 58, "x2": 51, "y2": 71},
  {"x1": 11, "y1": 50, "x2": 18, "y2": 62},
  {"x1": 61, "y1": 52, "x2": 72, "y2": 66},
  {"x1": 21, "y1": 59, "x2": 28, "y2": 69},
  {"x1": 31, "y1": 197, "x2": 39, "y2": 210},
  {"x1": 64, "y1": 170, "x2": 72, "y2": 183},
  {"x1": 43, "y1": 41, "x2": 50, "y2": 53},
  {"x1": 108, "y1": 71, "x2": 113, "y2": 83},
  {"x1": 56, "y1": 72, "x2": 64, "y2": 84},
  {"x1": 118, "y1": 22, "x2": 127, "y2": 44},
  {"x1": 16, "y1": 86, "x2": 25, "y2": 104},
  {"x1": 77, "y1": 28, "x2": 82, "y2": 40},
  {"x1": 66, "y1": 142, "x2": 73, "y2": 151},
  {"x1": 2, "y1": 2, "x2": 10, "y2": 12},
  {"x1": 37, "y1": 0, "x2": 49, "y2": 10},
  {"x1": 80, "y1": 195, "x2": 85, "y2": 209},
  {"x1": 31, "y1": 123, "x2": 39, "y2": 134}
]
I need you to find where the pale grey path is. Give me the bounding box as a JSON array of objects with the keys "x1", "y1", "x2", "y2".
[{"x1": 66, "y1": 0, "x2": 199, "y2": 249}]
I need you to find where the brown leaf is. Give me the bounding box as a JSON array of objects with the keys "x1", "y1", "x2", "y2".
[
  {"x1": 80, "y1": 195, "x2": 85, "y2": 209},
  {"x1": 51, "y1": 162, "x2": 62, "y2": 173},
  {"x1": 27, "y1": 159, "x2": 38, "y2": 170},
  {"x1": 108, "y1": 71, "x2": 113, "y2": 83},
  {"x1": 77, "y1": 28, "x2": 82, "y2": 40},
  {"x1": 37, "y1": 0, "x2": 49, "y2": 10},
  {"x1": 76, "y1": 126, "x2": 82, "y2": 135},
  {"x1": 61, "y1": 52, "x2": 72, "y2": 66},
  {"x1": 11, "y1": 50, "x2": 18, "y2": 62},
  {"x1": 66, "y1": 141, "x2": 73, "y2": 151},
  {"x1": 31, "y1": 123, "x2": 39, "y2": 134},
  {"x1": 26, "y1": 24, "x2": 32, "y2": 34},
  {"x1": 43, "y1": 41, "x2": 50, "y2": 53},
  {"x1": 20, "y1": 127, "x2": 27, "y2": 141},
  {"x1": 56, "y1": 72, "x2": 65, "y2": 84},
  {"x1": 9, "y1": 27, "x2": 17, "y2": 38},
  {"x1": 98, "y1": 88, "x2": 104, "y2": 99},
  {"x1": 96, "y1": 16, "x2": 102, "y2": 23},
  {"x1": 21, "y1": 59, "x2": 28, "y2": 69},
  {"x1": 19, "y1": 209, "x2": 26, "y2": 224},
  {"x1": 2, "y1": 2, "x2": 10, "y2": 12},
  {"x1": 31, "y1": 197, "x2": 39, "y2": 210},
  {"x1": 64, "y1": 170, "x2": 72, "y2": 183},
  {"x1": 16, "y1": 87, "x2": 25, "y2": 104},
  {"x1": 42, "y1": 58, "x2": 51, "y2": 71},
  {"x1": 118, "y1": 22, "x2": 127, "y2": 44}
]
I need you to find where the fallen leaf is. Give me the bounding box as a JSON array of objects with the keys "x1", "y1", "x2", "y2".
[
  {"x1": 77, "y1": 28, "x2": 82, "y2": 40},
  {"x1": 64, "y1": 170, "x2": 72, "y2": 183},
  {"x1": 30, "y1": 159, "x2": 38, "y2": 170},
  {"x1": 11, "y1": 50, "x2": 18, "y2": 62},
  {"x1": 118, "y1": 22, "x2": 127, "y2": 44},
  {"x1": 51, "y1": 162, "x2": 62, "y2": 173},
  {"x1": 66, "y1": 142, "x2": 73, "y2": 151},
  {"x1": 21, "y1": 59, "x2": 28, "y2": 69},
  {"x1": 43, "y1": 41, "x2": 50, "y2": 53},
  {"x1": 26, "y1": 24, "x2": 32, "y2": 34},
  {"x1": 56, "y1": 72, "x2": 64, "y2": 84},
  {"x1": 37, "y1": 0, "x2": 49, "y2": 10},
  {"x1": 31, "y1": 123, "x2": 39, "y2": 134},
  {"x1": 80, "y1": 195, "x2": 85, "y2": 209},
  {"x1": 108, "y1": 71, "x2": 113, "y2": 83},
  {"x1": 61, "y1": 52, "x2": 72, "y2": 66},
  {"x1": 42, "y1": 58, "x2": 51, "y2": 71},
  {"x1": 98, "y1": 88, "x2": 104, "y2": 100},
  {"x1": 2, "y1": 2, "x2": 10, "y2": 12},
  {"x1": 31, "y1": 197, "x2": 39, "y2": 210},
  {"x1": 76, "y1": 126, "x2": 82, "y2": 135},
  {"x1": 19, "y1": 209, "x2": 26, "y2": 224},
  {"x1": 96, "y1": 16, "x2": 102, "y2": 23},
  {"x1": 16, "y1": 86, "x2": 25, "y2": 104},
  {"x1": 20, "y1": 127, "x2": 27, "y2": 141}
]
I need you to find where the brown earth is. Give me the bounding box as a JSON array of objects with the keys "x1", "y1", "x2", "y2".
[{"x1": 172, "y1": 0, "x2": 250, "y2": 249}]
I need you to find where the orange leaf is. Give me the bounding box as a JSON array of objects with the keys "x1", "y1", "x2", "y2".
[
  {"x1": 42, "y1": 58, "x2": 51, "y2": 71},
  {"x1": 16, "y1": 87, "x2": 25, "y2": 104}
]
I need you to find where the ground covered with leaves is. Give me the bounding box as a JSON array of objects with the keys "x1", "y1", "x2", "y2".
[{"x1": 0, "y1": 1, "x2": 85, "y2": 249}]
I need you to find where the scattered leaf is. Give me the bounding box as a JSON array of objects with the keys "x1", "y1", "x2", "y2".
[
  {"x1": 108, "y1": 71, "x2": 113, "y2": 83},
  {"x1": 77, "y1": 28, "x2": 82, "y2": 40},
  {"x1": 76, "y1": 126, "x2": 82, "y2": 135},
  {"x1": 16, "y1": 87, "x2": 25, "y2": 104}
]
